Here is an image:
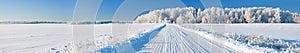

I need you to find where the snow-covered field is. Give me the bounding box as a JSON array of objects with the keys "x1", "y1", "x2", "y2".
[
  {"x1": 0, "y1": 24, "x2": 72, "y2": 53},
  {"x1": 181, "y1": 24, "x2": 300, "y2": 40},
  {"x1": 0, "y1": 24, "x2": 163, "y2": 53},
  {"x1": 0, "y1": 24, "x2": 299, "y2": 53},
  {"x1": 181, "y1": 24, "x2": 300, "y2": 52}
]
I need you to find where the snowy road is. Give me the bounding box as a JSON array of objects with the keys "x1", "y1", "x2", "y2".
[{"x1": 137, "y1": 24, "x2": 235, "y2": 53}]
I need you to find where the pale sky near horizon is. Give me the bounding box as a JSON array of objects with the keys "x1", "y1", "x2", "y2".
[{"x1": 0, "y1": 0, "x2": 299, "y2": 21}]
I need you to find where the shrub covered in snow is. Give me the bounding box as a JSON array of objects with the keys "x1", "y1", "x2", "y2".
[
  {"x1": 223, "y1": 33, "x2": 300, "y2": 52},
  {"x1": 135, "y1": 7, "x2": 299, "y2": 24}
]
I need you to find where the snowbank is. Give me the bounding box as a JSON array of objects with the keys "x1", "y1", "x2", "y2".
[
  {"x1": 135, "y1": 7, "x2": 299, "y2": 24},
  {"x1": 98, "y1": 24, "x2": 166, "y2": 53},
  {"x1": 224, "y1": 33, "x2": 300, "y2": 52}
]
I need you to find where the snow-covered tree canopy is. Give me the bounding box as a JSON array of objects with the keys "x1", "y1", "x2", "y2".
[{"x1": 134, "y1": 7, "x2": 299, "y2": 24}]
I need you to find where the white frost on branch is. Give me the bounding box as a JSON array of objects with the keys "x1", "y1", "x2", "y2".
[
  {"x1": 135, "y1": 7, "x2": 298, "y2": 24},
  {"x1": 135, "y1": 7, "x2": 195, "y2": 23}
]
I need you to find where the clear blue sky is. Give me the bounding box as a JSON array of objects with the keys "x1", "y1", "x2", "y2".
[
  {"x1": 0, "y1": 0, "x2": 76, "y2": 21},
  {"x1": 0, "y1": 0, "x2": 299, "y2": 21}
]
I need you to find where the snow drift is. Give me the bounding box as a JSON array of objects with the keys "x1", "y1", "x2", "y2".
[
  {"x1": 223, "y1": 33, "x2": 300, "y2": 52},
  {"x1": 135, "y1": 7, "x2": 299, "y2": 24},
  {"x1": 98, "y1": 24, "x2": 166, "y2": 53}
]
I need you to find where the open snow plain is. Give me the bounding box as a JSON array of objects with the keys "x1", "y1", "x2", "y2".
[
  {"x1": 0, "y1": 24, "x2": 163, "y2": 53},
  {"x1": 181, "y1": 24, "x2": 300, "y2": 40},
  {"x1": 0, "y1": 24, "x2": 299, "y2": 53},
  {"x1": 181, "y1": 24, "x2": 300, "y2": 52}
]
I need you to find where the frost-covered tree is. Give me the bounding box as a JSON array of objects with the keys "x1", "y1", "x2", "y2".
[
  {"x1": 201, "y1": 7, "x2": 228, "y2": 23},
  {"x1": 134, "y1": 7, "x2": 298, "y2": 24},
  {"x1": 176, "y1": 15, "x2": 185, "y2": 24},
  {"x1": 134, "y1": 7, "x2": 195, "y2": 23}
]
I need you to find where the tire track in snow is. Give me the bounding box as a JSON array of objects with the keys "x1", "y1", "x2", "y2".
[{"x1": 137, "y1": 24, "x2": 234, "y2": 53}]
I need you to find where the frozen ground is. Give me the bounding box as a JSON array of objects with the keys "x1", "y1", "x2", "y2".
[{"x1": 0, "y1": 24, "x2": 299, "y2": 53}]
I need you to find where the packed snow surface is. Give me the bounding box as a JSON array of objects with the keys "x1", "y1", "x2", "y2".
[{"x1": 137, "y1": 24, "x2": 235, "y2": 53}]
